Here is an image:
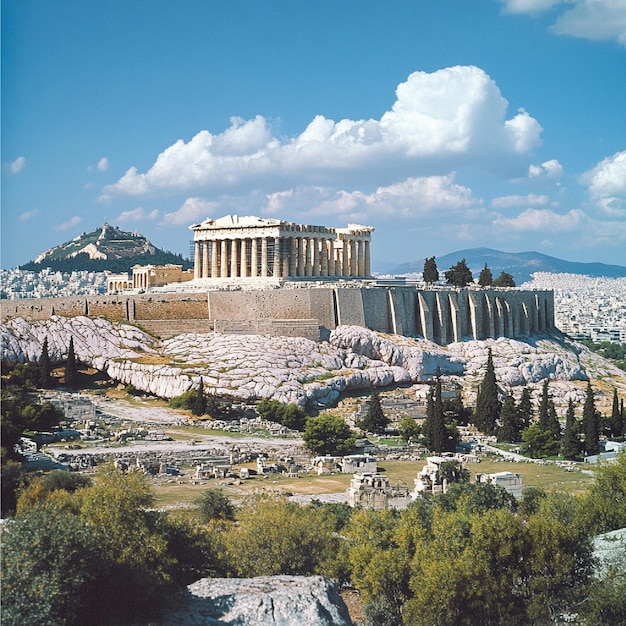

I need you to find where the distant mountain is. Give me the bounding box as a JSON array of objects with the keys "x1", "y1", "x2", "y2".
[
  {"x1": 20, "y1": 223, "x2": 192, "y2": 274},
  {"x1": 386, "y1": 248, "x2": 626, "y2": 284}
]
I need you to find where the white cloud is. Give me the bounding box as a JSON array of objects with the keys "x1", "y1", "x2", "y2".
[
  {"x1": 262, "y1": 175, "x2": 481, "y2": 223},
  {"x1": 491, "y1": 193, "x2": 549, "y2": 209},
  {"x1": 493, "y1": 207, "x2": 586, "y2": 231},
  {"x1": 116, "y1": 207, "x2": 160, "y2": 222},
  {"x1": 97, "y1": 157, "x2": 110, "y2": 172},
  {"x1": 18, "y1": 209, "x2": 40, "y2": 221},
  {"x1": 9, "y1": 156, "x2": 26, "y2": 174},
  {"x1": 102, "y1": 66, "x2": 542, "y2": 199},
  {"x1": 528, "y1": 159, "x2": 563, "y2": 179},
  {"x1": 551, "y1": 0, "x2": 626, "y2": 45},
  {"x1": 581, "y1": 150, "x2": 626, "y2": 215},
  {"x1": 499, "y1": 0, "x2": 562, "y2": 15},
  {"x1": 501, "y1": 0, "x2": 626, "y2": 46},
  {"x1": 159, "y1": 197, "x2": 218, "y2": 226},
  {"x1": 56, "y1": 216, "x2": 83, "y2": 231}
]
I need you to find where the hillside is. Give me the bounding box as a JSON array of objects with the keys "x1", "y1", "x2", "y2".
[
  {"x1": 20, "y1": 223, "x2": 192, "y2": 274},
  {"x1": 387, "y1": 248, "x2": 626, "y2": 284}
]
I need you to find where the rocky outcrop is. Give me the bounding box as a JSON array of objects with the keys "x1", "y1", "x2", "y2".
[
  {"x1": 161, "y1": 575, "x2": 352, "y2": 626},
  {"x1": 2, "y1": 316, "x2": 623, "y2": 407}
]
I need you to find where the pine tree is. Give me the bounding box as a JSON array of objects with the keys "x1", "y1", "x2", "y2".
[
  {"x1": 359, "y1": 391, "x2": 389, "y2": 434},
  {"x1": 422, "y1": 256, "x2": 439, "y2": 284},
  {"x1": 561, "y1": 399, "x2": 580, "y2": 460},
  {"x1": 192, "y1": 379, "x2": 207, "y2": 416},
  {"x1": 478, "y1": 263, "x2": 493, "y2": 287},
  {"x1": 609, "y1": 389, "x2": 622, "y2": 437},
  {"x1": 492, "y1": 271, "x2": 516, "y2": 288},
  {"x1": 498, "y1": 395, "x2": 520, "y2": 442},
  {"x1": 473, "y1": 349, "x2": 500, "y2": 435},
  {"x1": 444, "y1": 258, "x2": 473, "y2": 287},
  {"x1": 517, "y1": 387, "x2": 533, "y2": 432},
  {"x1": 64, "y1": 337, "x2": 79, "y2": 390},
  {"x1": 37, "y1": 337, "x2": 53, "y2": 389},
  {"x1": 582, "y1": 381, "x2": 600, "y2": 456}
]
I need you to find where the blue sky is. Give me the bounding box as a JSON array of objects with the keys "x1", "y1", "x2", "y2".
[{"x1": 2, "y1": 0, "x2": 625, "y2": 270}]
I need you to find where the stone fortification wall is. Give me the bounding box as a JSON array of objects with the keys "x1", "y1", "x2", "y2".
[{"x1": 1, "y1": 286, "x2": 554, "y2": 345}]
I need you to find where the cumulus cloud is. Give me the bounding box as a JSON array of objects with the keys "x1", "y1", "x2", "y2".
[
  {"x1": 263, "y1": 175, "x2": 481, "y2": 222},
  {"x1": 97, "y1": 157, "x2": 109, "y2": 171},
  {"x1": 159, "y1": 197, "x2": 219, "y2": 226},
  {"x1": 581, "y1": 150, "x2": 626, "y2": 215},
  {"x1": 493, "y1": 207, "x2": 586, "y2": 231},
  {"x1": 18, "y1": 209, "x2": 40, "y2": 221},
  {"x1": 116, "y1": 207, "x2": 160, "y2": 222},
  {"x1": 491, "y1": 193, "x2": 549, "y2": 209},
  {"x1": 501, "y1": 0, "x2": 626, "y2": 46},
  {"x1": 56, "y1": 216, "x2": 83, "y2": 231},
  {"x1": 9, "y1": 156, "x2": 26, "y2": 174},
  {"x1": 101, "y1": 66, "x2": 542, "y2": 199},
  {"x1": 528, "y1": 159, "x2": 563, "y2": 179}
]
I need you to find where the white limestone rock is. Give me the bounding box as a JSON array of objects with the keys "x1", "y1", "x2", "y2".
[{"x1": 162, "y1": 575, "x2": 352, "y2": 626}]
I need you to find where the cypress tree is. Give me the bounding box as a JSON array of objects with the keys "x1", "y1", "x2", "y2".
[
  {"x1": 582, "y1": 382, "x2": 600, "y2": 456},
  {"x1": 192, "y1": 379, "x2": 207, "y2": 416},
  {"x1": 478, "y1": 263, "x2": 493, "y2": 287},
  {"x1": 610, "y1": 389, "x2": 622, "y2": 438},
  {"x1": 473, "y1": 349, "x2": 500, "y2": 435},
  {"x1": 64, "y1": 337, "x2": 79, "y2": 390},
  {"x1": 498, "y1": 395, "x2": 520, "y2": 442},
  {"x1": 537, "y1": 380, "x2": 551, "y2": 432},
  {"x1": 424, "y1": 387, "x2": 435, "y2": 450},
  {"x1": 561, "y1": 399, "x2": 580, "y2": 460},
  {"x1": 423, "y1": 256, "x2": 439, "y2": 284},
  {"x1": 432, "y1": 374, "x2": 447, "y2": 453},
  {"x1": 517, "y1": 387, "x2": 533, "y2": 432},
  {"x1": 38, "y1": 337, "x2": 53, "y2": 389}
]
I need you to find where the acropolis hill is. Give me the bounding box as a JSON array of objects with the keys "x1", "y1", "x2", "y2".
[{"x1": 1, "y1": 214, "x2": 554, "y2": 344}]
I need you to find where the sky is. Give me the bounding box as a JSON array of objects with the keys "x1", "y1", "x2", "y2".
[{"x1": 2, "y1": 0, "x2": 626, "y2": 271}]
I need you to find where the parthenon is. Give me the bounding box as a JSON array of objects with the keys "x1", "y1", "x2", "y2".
[{"x1": 190, "y1": 215, "x2": 374, "y2": 281}]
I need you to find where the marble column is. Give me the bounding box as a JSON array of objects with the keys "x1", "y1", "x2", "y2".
[
  {"x1": 364, "y1": 240, "x2": 371, "y2": 276},
  {"x1": 211, "y1": 240, "x2": 219, "y2": 278},
  {"x1": 251, "y1": 238, "x2": 258, "y2": 277},
  {"x1": 342, "y1": 240, "x2": 349, "y2": 276},
  {"x1": 241, "y1": 238, "x2": 249, "y2": 278},
  {"x1": 313, "y1": 238, "x2": 320, "y2": 277},
  {"x1": 229, "y1": 239, "x2": 238, "y2": 277},
  {"x1": 289, "y1": 238, "x2": 297, "y2": 277},
  {"x1": 357, "y1": 240, "x2": 364, "y2": 276},
  {"x1": 296, "y1": 238, "x2": 304, "y2": 277},
  {"x1": 273, "y1": 237, "x2": 281, "y2": 277},
  {"x1": 194, "y1": 241, "x2": 201, "y2": 280},
  {"x1": 320, "y1": 239, "x2": 329, "y2": 276},
  {"x1": 261, "y1": 237, "x2": 269, "y2": 277},
  {"x1": 220, "y1": 240, "x2": 228, "y2": 278},
  {"x1": 202, "y1": 241, "x2": 210, "y2": 278},
  {"x1": 350, "y1": 240, "x2": 357, "y2": 276}
]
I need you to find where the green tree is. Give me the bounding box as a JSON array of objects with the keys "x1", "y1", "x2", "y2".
[
  {"x1": 358, "y1": 391, "x2": 389, "y2": 434},
  {"x1": 492, "y1": 271, "x2": 516, "y2": 287},
  {"x1": 280, "y1": 403, "x2": 307, "y2": 431},
  {"x1": 191, "y1": 379, "x2": 207, "y2": 416},
  {"x1": 497, "y1": 395, "x2": 520, "y2": 442},
  {"x1": 610, "y1": 388, "x2": 623, "y2": 437},
  {"x1": 64, "y1": 336, "x2": 79, "y2": 389},
  {"x1": 224, "y1": 496, "x2": 339, "y2": 577},
  {"x1": 302, "y1": 414, "x2": 356, "y2": 455},
  {"x1": 473, "y1": 348, "x2": 501, "y2": 435},
  {"x1": 422, "y1": 256, "x2": 439, "y2": 284},
  {"x1": 444, "y1": 258, "x2": 473, "y2": 287},
  {"x1": 517, "y1": 386, "x2": 533, "y2": 431},
  {"x1": 478, "y1": 262, "x2": 493, "y2": 287},
  {"x1": 582, "y1": 381, "x2": 600, "y2": 456},
  {"x1": 195, "y1": 488, "x2": 235, "y2": 522},
  {"x1": 37, "y1": 336, "x2": 53, "y2": 388},
  {"x1": 1, "y1": 503, "x2": 99, "y2": 626},
  {"x1": 521, "y1": 424, "x2": 561, "y2": 458},
  {"x1": 398, "y1": 416, "x2": 420, "y2": 443},
  {"x1": 561, "y1": 399, "x2": 581, "y2": 460}
]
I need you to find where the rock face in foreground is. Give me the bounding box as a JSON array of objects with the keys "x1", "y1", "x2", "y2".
[{"x1": 161, "y1": 575, "x2": 352, "y2": 626}]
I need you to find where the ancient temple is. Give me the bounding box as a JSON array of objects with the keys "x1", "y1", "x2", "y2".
[{"x1": 189, "y1": 215, "x2": 374, "y2": 281}]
